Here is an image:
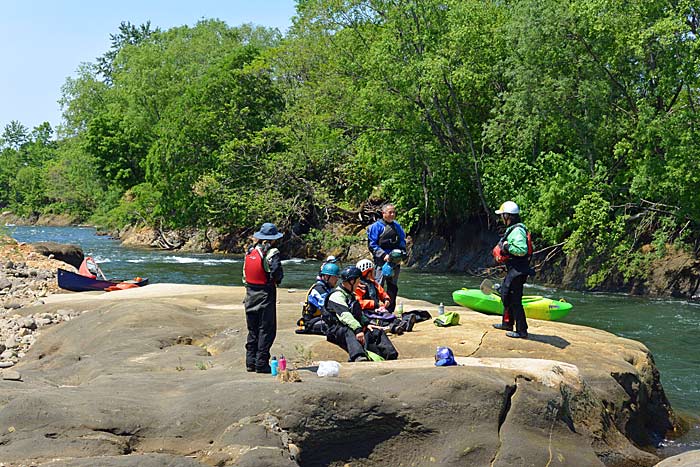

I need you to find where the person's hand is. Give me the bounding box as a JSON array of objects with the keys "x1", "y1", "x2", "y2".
[
  {"x1": 383, "y1": 253, "x2": 390, "y2": 262},
  {"x1": 355, "y1": 331, "x2": 365, "y2": 345},
  {"x1": 367, "y1": 324, "x2": 381, "y2": 331},
  {"x1": 383, "y1": 299, "x2": 391, "y2": 308},
  {"x1": 502, "y1": 241, "x2": 509, "y2": 253}
]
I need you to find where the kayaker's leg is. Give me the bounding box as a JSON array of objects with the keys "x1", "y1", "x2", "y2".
[
  {"x1": 366, "y1": 328, "x2": 399, "y2": 360},
  {"x1": 244, "y1": 288, "x2": 264, "y2": 371},
  {"x1": 383, "y1": 267, "x2": 400, "y2": 313},
  {"x1": 494, "y1": 270, "x2": 516, "y2": 331},
  {"x1": 255, "y1": 287, "x2": 277, "y2": 372},
  {"x1": 326, "y1": 325, "x2": 366, "y2": 362},
  {"x1": 506, "y1": 273, "x2": 528, "y2": 338}
]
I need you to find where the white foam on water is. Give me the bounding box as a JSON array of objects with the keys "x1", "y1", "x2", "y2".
[
  {"x1": 89, "y1": 257, "x2": 112, "y2": 263},
  {"x1": 282, "y1": 258, "x2": 307, "y2": 264}
]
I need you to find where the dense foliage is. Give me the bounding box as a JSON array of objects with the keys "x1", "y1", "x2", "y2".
[{"x1": 1, "y1": 1, "x2": 698, "y2": 286}]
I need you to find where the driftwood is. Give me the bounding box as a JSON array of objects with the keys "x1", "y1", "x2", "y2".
[
  {"x1": 155, "y1": 218, "x2": 184, "y2": 251},
  {"x1": 328, "y1": 200, "x2": 385, "y2": 225}
]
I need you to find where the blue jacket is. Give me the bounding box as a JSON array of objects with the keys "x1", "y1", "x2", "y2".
[{"x1": 367, "y1": 219, "x2": 406, "y2": 262}]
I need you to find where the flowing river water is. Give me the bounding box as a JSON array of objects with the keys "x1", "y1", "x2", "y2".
[{"x1": 7, "y1": 225, "x2": 700, "y2": 457}]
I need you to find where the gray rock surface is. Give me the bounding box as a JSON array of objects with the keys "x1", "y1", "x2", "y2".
[
  {"x1": 0, "y1": 284, "x2": 682, "y2": 466},
  {"x1": 655, "y1": 449, "x2": 700, "y2": 466}
]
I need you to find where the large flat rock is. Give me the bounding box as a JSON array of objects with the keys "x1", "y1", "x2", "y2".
[{"x1": 0, "y1": 284, "x2": 679, "y2": 466}]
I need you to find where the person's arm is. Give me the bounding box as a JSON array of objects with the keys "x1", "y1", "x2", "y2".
[
  {"x1": 375, "y1": 280, "x2": 391, "y2": 305},
  {"x1": 266, "y1": 248, "x2": 283, "y2": 285},
  {"x1": 327, "y1": 292, "x2": 362, "y2": 331},
  {"x1": 354, "y1": 283, "x2": 379, "y2": 310},
  {"x1": 367, "y1": 222, "x2": 386, "y2": 258},
  {"x1": 504, "y1": 226, "x2": 528, "y2": 257}
]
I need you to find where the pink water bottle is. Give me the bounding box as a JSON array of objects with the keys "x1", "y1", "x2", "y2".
[{"x1": 279, "y1": 354, "x2": 287, "y2": 372}]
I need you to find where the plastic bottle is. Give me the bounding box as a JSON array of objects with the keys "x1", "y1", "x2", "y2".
[
  {"x1": 438, "y1": 302, "x2": 445, "y2": 315},
  {"x1": 397, "y1": 301, "x2": 404, "y2": 317},
  {"x1": 279, "y1": 354, "x2": 287, "y2": 372},
  {"x1": 270, "y1": 356, "x2": 279, "y2": 376}
]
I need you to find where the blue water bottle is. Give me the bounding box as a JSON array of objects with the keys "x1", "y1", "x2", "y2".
[{"x1": 270, "y1": 356, "x2": 279, "y2": 376}]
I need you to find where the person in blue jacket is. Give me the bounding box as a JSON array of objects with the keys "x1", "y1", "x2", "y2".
[{"x1": 367, "y1": 203, "x2": 406, "y2": 313}]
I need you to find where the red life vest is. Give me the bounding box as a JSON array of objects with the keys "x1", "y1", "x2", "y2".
[
  {"x1": 492, "y1": 244, "x2": 509, "y2": 264},
  {"x1": 492, "y1": 224, "x2": 533, "y2": 264},
  {"x1": 244, "y1": 246, "x2": 269, "y2": 286}
]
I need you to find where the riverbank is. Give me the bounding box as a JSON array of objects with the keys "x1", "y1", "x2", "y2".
[
  {"x1": 113, "y1": 222, "x2": 700, "y2": 300},
  {"x1": 0, "y1": 283, "x2": 683, "y2": 466},
  {"x1": 5, "y1": 211, "x2": 700, "y2": 300}
]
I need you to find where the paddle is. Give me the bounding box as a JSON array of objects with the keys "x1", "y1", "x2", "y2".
[{"x1": 480, "y1": 278, "x2": 502, "y2": 296}]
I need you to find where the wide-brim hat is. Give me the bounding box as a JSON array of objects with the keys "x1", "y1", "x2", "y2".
[{"x1": 253, "y1": 222, "x2": 284, "y2": 240}]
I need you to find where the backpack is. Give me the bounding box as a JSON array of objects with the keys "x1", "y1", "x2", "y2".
[{"x1": 434, "y1": 311, "x2": 460, "y2": 327}]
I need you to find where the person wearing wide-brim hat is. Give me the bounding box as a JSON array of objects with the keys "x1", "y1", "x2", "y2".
[{"x1": 242, "y1": 222, "x2": 284, "y2": 373}]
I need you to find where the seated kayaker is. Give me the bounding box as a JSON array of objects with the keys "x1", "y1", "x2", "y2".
[
  {"x1": 297, "y1": 262, "x2": 340, "y2": 335},
  {"x1": 315, "y1": 255, "x2": 339, "y2": 281},
  {"x1": 355, "y1": 259, "x2": 415, "y2": 335},
  {"x1": 323, "y1": 266, "x2": 398, "y2": 362}
]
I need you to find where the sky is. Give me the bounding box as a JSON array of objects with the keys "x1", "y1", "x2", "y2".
[{"x1": 0, "y1": 0, "x2": 297, "y2": 133}]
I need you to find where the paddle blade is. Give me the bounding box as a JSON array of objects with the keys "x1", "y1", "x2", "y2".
[
  {"x1": 480, "y1": 279, "x2": 501, "y2": 295},
  {"x1": 480, "y1": 279, "x2": 494, "y2": 294}
]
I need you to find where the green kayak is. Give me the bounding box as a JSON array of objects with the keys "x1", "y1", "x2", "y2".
[{"x1": 452, "y1": 288, "x2": 572, "y2": 321}]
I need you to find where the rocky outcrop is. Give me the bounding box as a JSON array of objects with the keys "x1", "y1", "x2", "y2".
[
  {"x1": 0, "y1": 284, "x2": 681, "y2": 466},
  {"x1": 0, "y1": 241, "x2": 74, "y2": 311},
  {"x1": 31, "y1": 242, "x2": 84, "y2": 269},
  {"x1": 0, "y1": 211, "x2": 78, "y2": 226}
]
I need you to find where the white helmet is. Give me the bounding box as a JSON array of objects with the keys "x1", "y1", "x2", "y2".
[
  {"x1": 356, "y1": 259, "x2": 374, "y2": 273},
  {"x1": 495, "y1": 201, "x2": 520, "y2": 215}
]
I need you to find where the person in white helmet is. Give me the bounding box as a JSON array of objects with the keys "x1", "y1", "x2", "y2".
[{"x1": 491, "y1": 201, "x2": 534, "y2": 339}]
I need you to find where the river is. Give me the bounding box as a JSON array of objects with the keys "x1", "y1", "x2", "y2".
[{"x1": 7, "y1": 225, "x2": 700, "y2": 456}]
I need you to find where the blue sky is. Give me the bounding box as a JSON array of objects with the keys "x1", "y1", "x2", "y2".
[{"x1": 0, "y1": 0, "x2": 297, "y2": 133}]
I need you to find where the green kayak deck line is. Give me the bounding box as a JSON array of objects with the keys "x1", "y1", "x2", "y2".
[{"x1": 452, "y1": 288, "x2": 573, "y2": 321}]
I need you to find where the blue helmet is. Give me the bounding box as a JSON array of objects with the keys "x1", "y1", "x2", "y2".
[
  {"x1": 320, "y1": 262, "x2": 340, "y2": 276},
  {"x1": 435, "y1": 346, "x2": 457, "y2": 367},
  {"x1": 340, "y1": 266, "x2": 362, "y2": 282}
]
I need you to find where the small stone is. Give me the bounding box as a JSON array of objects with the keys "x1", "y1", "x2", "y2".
[
  {"x1": 4, "y1": 337, "x2": 18, "y2": 349},
  {"x1": 0, "y1": 361, "x2": 15, "y2": 368},
  {"x1": 2, "y1": 370, "x2": 21, "y2": 381},
  {"x1": 288, "y1": 443, "x2": 301, "y2": 460},
  {"x1": 35, "y1": 318, "x2": 52, "y2": 326},
  {"x1": 0, "y1": 277, "x2": 11, "y2": 290},
  {"x1": 0, "y1": 350, "x2": 16, "y2": 360},
  {"x1": 19, "y1": 317, "x2": 36, "y2": 330}
]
